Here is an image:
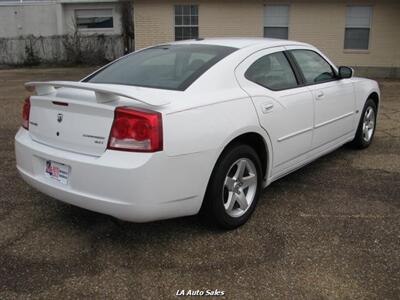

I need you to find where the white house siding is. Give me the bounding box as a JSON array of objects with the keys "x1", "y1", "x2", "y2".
[
  {"x1": 0, "y1": 2, "x2": 60, "y2": 37},
  {"x1": 0, "y1": 0, "x2": 125, "y2": 65}
]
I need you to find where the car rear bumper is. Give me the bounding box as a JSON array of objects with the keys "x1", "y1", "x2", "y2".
[{"x1": 15, "y1": 128, "x2": 214, "y2": 222}]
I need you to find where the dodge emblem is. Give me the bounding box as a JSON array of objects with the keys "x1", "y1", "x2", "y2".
[{"x1": 57, "y1": 113, "x2": 63, "y2": 123}]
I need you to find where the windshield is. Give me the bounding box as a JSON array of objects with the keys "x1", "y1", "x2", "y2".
[{"x1": 85, "y1": 44, "x2": 237, "y2": 90}]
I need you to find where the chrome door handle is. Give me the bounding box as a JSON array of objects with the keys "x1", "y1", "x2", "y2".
[
  {"x1": 261, "y1": 103, "x2": 274, "y2": 114},
  {"x1": 316, "y1": 91, "x2": 325, "y2": 100}
]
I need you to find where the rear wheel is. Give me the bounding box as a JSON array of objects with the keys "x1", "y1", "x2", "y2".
[
  {"x1": 203, "y1": 144, "x2": 262, "y2": 229},
  {"x1": 351, "y1": 99, "x2": 377, "y2": 149}
]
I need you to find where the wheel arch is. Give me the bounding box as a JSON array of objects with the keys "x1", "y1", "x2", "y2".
[
  {"x1": 368, "y1": 91, "x2": 379, "y2": 111},
  {"x1": 210, "y1": 129, "x2": 272, "y2": 187},
  {"x1": 199, "y1": 130, "x2": 272, "y2": 214},
  {"x1": 222, "y1": 132, "x2": 269, "y2": 179}
]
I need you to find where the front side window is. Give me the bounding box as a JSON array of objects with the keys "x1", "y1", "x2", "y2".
[
  {"x1": 85, "y1": 45, "x2": 236, "y2": 90},
  {"x1": 290, "y1": 50, "x2": 335, "y2": 84},
  {"x1": 344, "y1": 6, "x2": 372, "y2": 50},
  {"x1": 263, "y1": 5, "x2": 289, "y2": 39},
  {"x1": 75, "y1": 9, "x2": 113, "y2": 29},
  {"x1": 245, "y1": 51, "x2": 298, "y2": 90},
  {"x1": 174, "y1": 5, "x2": 199, "y2": 41}
]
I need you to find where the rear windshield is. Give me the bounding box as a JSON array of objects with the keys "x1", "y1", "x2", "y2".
[{"x1": 84, "y1": 44, "x2": 237, "y2": 91}]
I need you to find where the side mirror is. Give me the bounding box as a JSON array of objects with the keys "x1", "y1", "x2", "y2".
[{"x1": 338, "y1": 66, "x2": 353, "y2": 79}]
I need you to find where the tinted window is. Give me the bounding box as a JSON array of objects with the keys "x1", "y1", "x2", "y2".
[
  {"x1": 290, "y1": 50, "x2": 335, "y2": 84},
  {"x1": 86, "y1": 45, "x2": 236, "y2": 90},
  {"x1": 245, "y1": 52, "x2": 298, "y2": 90}
]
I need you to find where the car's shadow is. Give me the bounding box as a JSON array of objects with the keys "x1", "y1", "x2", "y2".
[{"x1": 51, "y1": 144, "x2": 353, "y2": 237}]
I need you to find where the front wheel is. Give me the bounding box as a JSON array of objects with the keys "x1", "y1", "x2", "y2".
[
  {"x1": 203, "y1": 144, "x2": 262, "y2": 229},
  {"x1": 351, "y1": 98, "x2": 377, "y2": 149}
]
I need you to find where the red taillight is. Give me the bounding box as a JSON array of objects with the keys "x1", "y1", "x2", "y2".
[
  {"x1": 22, "y1": 97, "x2": 31, "y2": 130},
  {"x1": 107, "y1": 107, "x2": 163, "y2": 152}
]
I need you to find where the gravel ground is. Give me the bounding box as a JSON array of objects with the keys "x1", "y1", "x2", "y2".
[{"x1": 0, "y1": 68, "x2": 399, "y2": 299}]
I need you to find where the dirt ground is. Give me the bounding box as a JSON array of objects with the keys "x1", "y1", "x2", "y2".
[{"x1": 0, "y1": 68, "x2": 399, "y2": 299}]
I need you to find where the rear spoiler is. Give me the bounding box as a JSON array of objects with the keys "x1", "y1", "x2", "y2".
[{"x1": 25, "y1": 81, "x2": 170, "y2": 107}]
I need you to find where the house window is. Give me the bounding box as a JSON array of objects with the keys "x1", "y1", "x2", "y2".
[
  {"x1": 344, "y1": 6, "x2": 372, "y2": 50},
  {"x1": 75, "y1": 9, "x2": 114, "y2": 29},
  {"x1": 174, "y1": 5, "x2": 199, "y2": 41},
  {"x1": 263, "y1": 5, "x2": 289, "y2": 39}
]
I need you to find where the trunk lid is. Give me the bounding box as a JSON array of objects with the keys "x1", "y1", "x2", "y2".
[{"x1": 29, "y1": 90, "x2": 115, "y2": 156}]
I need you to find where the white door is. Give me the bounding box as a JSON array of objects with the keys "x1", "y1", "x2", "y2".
[
  {"x1": 286, "y1": 47, "x2": 356, "y2": 150},
  {"x1": 235, "y1": 47, "x2": 314, "y2": 176}
]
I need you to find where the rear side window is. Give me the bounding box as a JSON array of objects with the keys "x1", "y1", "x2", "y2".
[
  {"x1": 245, "y1": 51, "x2": 298, "y2": 90},
  {"x1": 85, "y1": 45, "x2": 237, "y2": 91},
  {"x1": 290, "y1": 50, "x2": 336, "y2": 84}
]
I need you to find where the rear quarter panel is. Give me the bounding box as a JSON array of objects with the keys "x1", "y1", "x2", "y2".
[{"x1": 163, "y1": 96, "x2": 264, "y2": 157}]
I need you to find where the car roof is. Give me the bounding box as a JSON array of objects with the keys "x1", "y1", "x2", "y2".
[{"x1": 170, "y1": 37, "x2": 311, "y2": 49}]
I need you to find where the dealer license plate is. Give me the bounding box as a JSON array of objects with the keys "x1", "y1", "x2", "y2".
[{"x1": 44, "y1": 160, "x2": 70, "y2": 185}]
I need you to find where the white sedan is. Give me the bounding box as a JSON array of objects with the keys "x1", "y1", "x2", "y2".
[{"x1": 15, "y1": 38, "x2": 380, "y2": 229}]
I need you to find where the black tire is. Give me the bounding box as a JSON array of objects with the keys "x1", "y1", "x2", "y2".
[
  {"x1": 202, "y1": 144, "x2": 262, "y2": 229},
  {"x1": 351, "y1": 98, "x2": 377, "y2": 149}
]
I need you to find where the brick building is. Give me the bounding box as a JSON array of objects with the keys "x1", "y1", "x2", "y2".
[{"x1": 133, "y1": 0, "x2": 400, "y2": 77}]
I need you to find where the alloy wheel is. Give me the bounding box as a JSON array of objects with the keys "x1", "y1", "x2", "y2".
[
  {"x1": 222, "y1": 158, "x2": 258, "y2": 218},
  {"x1": 362, "y1": 106, "x2": 375, "y2": 142}
]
